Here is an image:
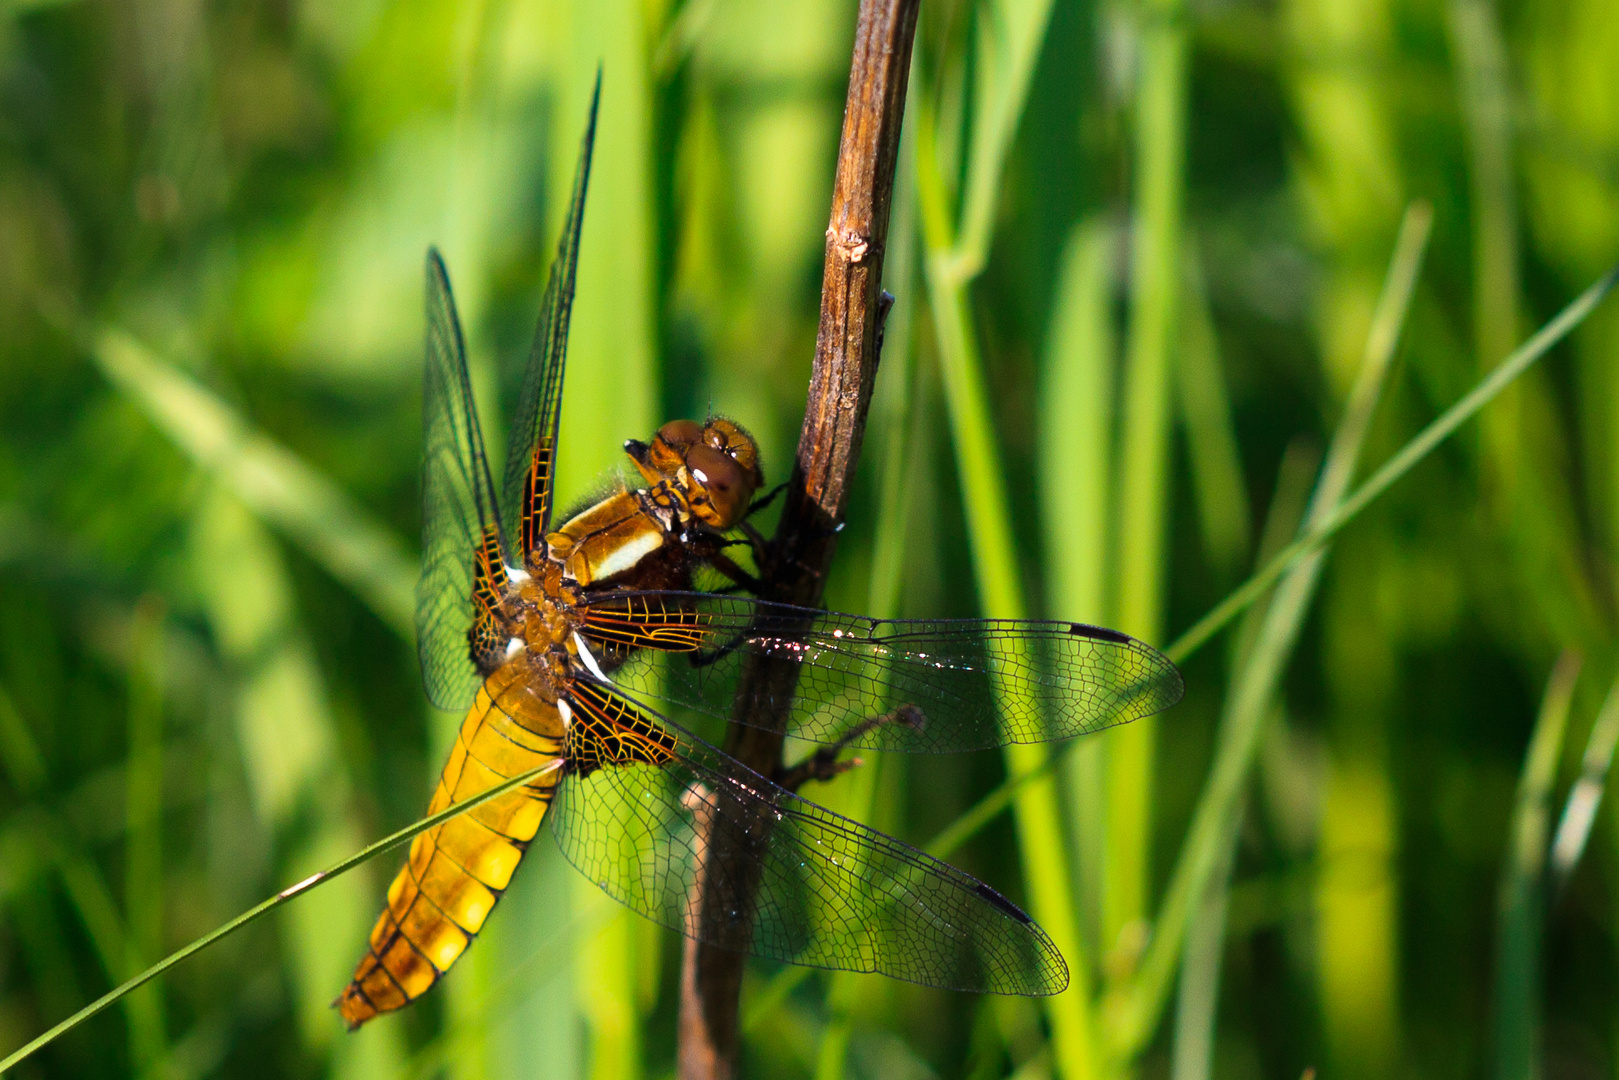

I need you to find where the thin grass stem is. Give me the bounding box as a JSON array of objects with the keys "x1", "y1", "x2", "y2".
[
  {"x1": 1493, "y1": 649, "x2": 1581, "y2": 1080},
  {"x1": 124, "y1": 596, "x2": 168, "y2": 1073},
  {"x1": 1104, "y1": 204, "x2": 1431, "y2": 1055},
  {"x1": 0, "y1": 760, "x2": 564, "y2": 1074},
  {"x1": 918, "y1": 58, "x2": 1099, "y2": 1079},
  {"x1": 1109, "y1": 0, "x2": 1189, "y2": 959},
  {"x1": 920, "y1": 260, "x2": 1617, "y2": 873},
  {"x1": 1550, "y1": 674, "x2": 1619, "y2": 893},
  {"x1": 1165, "y1": 259, "x2": 1619, "y2": 664}
]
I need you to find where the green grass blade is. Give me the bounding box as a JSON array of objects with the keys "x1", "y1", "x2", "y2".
[
  {"x1": 92, "y1": 328, "x2": 418, "y2": 638},
  {"x1": 1449, "y1": 0, "x2": 1522, "y2": 372},
  {"x1": 919, "y1": 43, "x2": 1097, "y2": 1075},
  {"x1": 921, "y1": 258, "x2": 1615, "y2": 878},
  {"x1": 124, "y1": 596, "x2": 168, "y2": 1073},
  {"x1": 1108, "y1": 0, "x2": 1189, "y2": 960},
  {"x1": 1165, "y1": 259, "x2": 1619, "y2": 665},
  {"x1": 1178, "y1": 236, "x2": 1251, "y2": 578},
  {"x1": 1167, "y1": 797, "x2": 1240, "y2": 1080},
  {"x1": 951, "y1": 0, "x2": 1058, "y2": 280},
  {"x1": 1449, "y1": 0, "x2": 1604, "y2": 656},
  {"x1": 1105, "y1": 203, "x2": 1430, "y2": 1055},
  {"x1": 1493, "y1": 650, "x2": 1581, "y2": 1080},
  {"x1": 0, "y1": 759, "x2": 564, "y2": 1074},
  {"x1": 1041, "y1": 216, "x2": 1119, "y2": 971},
  {"x1": 922, "y1": 249, "x2": 1097, "y2": 1080},
  {"x1": 1042, "y1": 217, "x2": 1118, "y2": 630},
  {"x1": 1166, "y1": 437, "x2": 1320, "y2": 1080},
  {"x1": 1550, "y1": 675, "x2": 1619, "y2": 892}
]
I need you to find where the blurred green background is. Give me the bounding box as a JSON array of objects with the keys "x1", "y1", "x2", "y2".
[{"x1": 4, "y1": 0, "x2": 1619, "y2": 1076}]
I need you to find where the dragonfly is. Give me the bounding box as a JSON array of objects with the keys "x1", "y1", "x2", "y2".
[{"x1": 336, "y1": 82, "x2": 1183, "y2": 1029}]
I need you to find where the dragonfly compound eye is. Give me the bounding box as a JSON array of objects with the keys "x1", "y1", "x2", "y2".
[
  {"x1": 701, "y1": 418, "x2": 765, "y2": 490},
  {"x1": 685, "y1": 443, "x2": 754, "y2": 528},
  {"x1": 656, "y1": 419, "x2": 703, "y2": 452},
  {"x1": 632, "y1": 419, "x2": 702, "y2": 479}
]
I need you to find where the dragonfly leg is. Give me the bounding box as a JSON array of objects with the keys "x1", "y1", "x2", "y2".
[
  {"x1": 745, "y1": 482, "x2": 787, "y2": 518},
  {"x1": 776, "y1": 705, "x2": 925, "y2": 792},
  {"x1": 708, "y1": 550, "x2": 764, "y2": 594},
  {"x1": 738, "y1": 518, "x2": 773, "y2": 573}
]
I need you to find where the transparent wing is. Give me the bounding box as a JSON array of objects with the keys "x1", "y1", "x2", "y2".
[
  {"x1": 416, "y1": 250, "x2": 506, "y2": 712},
  {"x1": 547, "y1": 679, "x2": 1067, "y2": 995},
  {"x1": 501, "y1": 75, "x2": 599, "y2": 562},
  {"x1": 577, "y1": 591, "x2": 1184, "y2": 753}
]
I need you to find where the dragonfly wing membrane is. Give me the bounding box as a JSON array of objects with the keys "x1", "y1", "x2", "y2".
[
  {"x1": 417, "y1": 251, "x2": 508, "y2": 713},
  {"x1": 583, "y1": 593, "x2": 1185, "y2": 753},
  {"x1": 547, "y1": 685, "x2": 1068, "y2": 995},
  {"x1": 502, "y1": 78, "x2": 600, "y2": 560}
]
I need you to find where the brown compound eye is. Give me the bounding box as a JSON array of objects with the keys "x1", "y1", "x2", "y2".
[
  {"x1": 658, "y1": 419, "x2": 703, "y2": 450},
  {"x1": 636, "y1": 419, "x2": 701, "y2": 477},
  {"x1": 685, "y1": 444, "x2": 751, "y2": 528},
  {"x1": 701, "y1": 418, "x2": 765, "y2": 490}
]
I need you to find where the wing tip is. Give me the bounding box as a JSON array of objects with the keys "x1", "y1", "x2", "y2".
[
  {"x1": 974, "y1": 881, "x2": 1033, "y2": 924},
  {"x1": 1067, "y1": 622, "x2": 1131, "y2": 645}
]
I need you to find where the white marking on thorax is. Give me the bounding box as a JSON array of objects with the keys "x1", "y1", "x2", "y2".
[
  {"x1": 507, "y1": 565, "x2": 532, "y2": 584},
  {"x1": 573, "y1": 631, "x2": 613, "y2": 685},
  {"x1": 557, "y1": 698, "x2": 573, "y2": 729},
  {"x1": 592, "y1": 529, "x2": 662, "y2": 581},
  {"x1": 505, "y1": 637, "x2": 525, "y2": 660}
]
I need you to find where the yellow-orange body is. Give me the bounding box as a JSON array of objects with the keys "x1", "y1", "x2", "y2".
[
  {"x1": 338, "y1": 659, "x2": 565, "y2": 1023},
  {"x1": 338, "y1": 418, "x2": 761, "y2": 1028}
]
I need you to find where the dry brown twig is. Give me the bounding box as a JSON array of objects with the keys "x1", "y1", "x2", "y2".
[{"x1": 675, "y1": 0, "x2": 922, "y2": 1076}]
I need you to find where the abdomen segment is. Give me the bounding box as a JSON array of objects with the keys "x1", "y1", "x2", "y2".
[{"x1": 337, "y1": 664, "x2": 565, "y2": 1028}]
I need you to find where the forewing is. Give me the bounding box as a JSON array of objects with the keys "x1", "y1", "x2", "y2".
[
  {"x1": 417, "y1": 250, "x2": 506, "y2": 712},
  {"x1": 548, "y1": 683, "x2": 1067, "y2": 995},
  {"x1": 502, "y1": 77, "x2": 600, "y2": 561},
  {"x1": 579, "y1": 592, "x2": 1184, "y2": 753}
]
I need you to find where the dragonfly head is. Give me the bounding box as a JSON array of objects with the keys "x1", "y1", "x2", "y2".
[{"x1": 626, "y1": 418, "x2": 764, "y2": 530}]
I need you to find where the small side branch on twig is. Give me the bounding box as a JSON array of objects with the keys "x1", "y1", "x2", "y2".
[{"x1": 776, "y1": 705, "x2": 926, "y2": 792}]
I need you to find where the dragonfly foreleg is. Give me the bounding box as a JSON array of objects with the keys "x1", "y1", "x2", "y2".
[
  {"x1": 738, "y1": 518, "x2": 773, "y2": 575},
  {"x1": 745, "y1": 482, "x2": 786, "y2": 519},
  {"x1": 775, "y1": 705, "x2": 925, "y2": 792}
]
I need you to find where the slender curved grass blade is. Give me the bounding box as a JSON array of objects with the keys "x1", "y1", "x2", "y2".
[
  {"x1": 0, "y1": 758, "x2": 562, "y2": 1074},
  {"x1": 1165, "y1": 258, "x2": 1617, "y2": 665},
  {"x1": 1178, "y1": 237, "x2": 1251, "y2": 578},
  {"x1": 1493, "y1": 650, "x2": 1580, "y2": 1080},
  {"x1": 1550, "y1": 675, "x2": 1619, "y2": 892},
  {"x1": 1107, "y1": 203, "x2": 1430, "y2": 1054},
  {"x1": 1109, "y1": 0, "x2": 1190, "y2": 956},
  {"x1": 92, "y1": 329, "x2": 417, "y2": 637},
  {"x1": 919, "y1": 257, "x2": 1619, "y2": 876}
]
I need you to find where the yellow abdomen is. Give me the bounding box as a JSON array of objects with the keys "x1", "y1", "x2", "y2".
[{"x1": 337, "y1": 662, "x2": 566, "y2": 1028}]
